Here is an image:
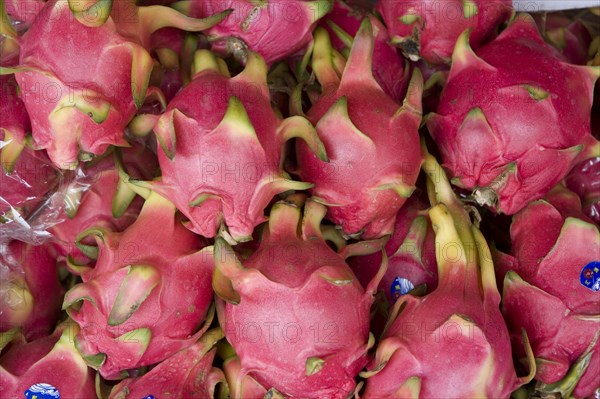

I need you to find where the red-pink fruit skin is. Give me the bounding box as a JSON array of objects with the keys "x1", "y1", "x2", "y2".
[
  {"x1": 221, "y1": 246, "x2": 372, "y2": 398},
  {"x1": 428, "y1": 16, "x2": 598, "y2": 215},
  {"x1": 363, "y1": 274, "x2": 519, "y2": 398},
  {"x1": 190, "y1": 0, "x2": 328, "y2": 64},
  {"x1": 321, "y1": 5, "x2": 408, "y2": 101},
  {"x1": 296, "y1": 18, "x2": 422, "y2": 239},
  {"x1": 496, "y1": 195, "x2": 600, "y2": 396},
  {"x1": 14, "y1": 0, "x2": 139, "y2": 168},
  {"x1": 349, "y1": 197, "x2": 437, "y2": 300},
  {"x1": 50, "y1": 144, "x2": 157, "y2": 261},
  {"x1": 0, "y1": 241, "x2": 64, "y2": 340},
  {"x1": 377, "y1": 0, "x2": 512, "y2": 65},
  {"x1": 218, "y1": 203, "x2": 376, "y2": 398},
  {"x1": 152, "y1": 66, "x2": 291, "y2": 240},
  {"x1": 109, "y1": 342, "x2": 222, "y2": 398},
  {"x1": 66, "y1": 196, "x2": 214, "y2": 379},
  {"x1": 0, "y1": 331, "x2": 96, "y2": 398}
]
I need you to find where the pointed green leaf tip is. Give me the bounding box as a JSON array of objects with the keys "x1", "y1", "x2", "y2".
[
  {"x1": 462, "y1": 0, "x2": 478, "y2": 19},
  {"x1": 68, "y1": 0, "x2": 114, "y2": 28},
  {"x1": 306, "y1": 356, "x2": 325, "y2": 376},
  {"x1": 524, "y1": 85, "x2": 549, "y2": 101},
  {"x1": 213, "y1": 237, "x2": 243, "y2": 305},
  {"x1": 397, "y1": 376, "x2": 422, "y2": 398},
  {"x1": 219, "y1": 96, "x2": 258, "y2": 140},
  {"x1": 108, "y1": 265, "x2": 160, "y2": 326},
  {"x1": 131, "y1": 45, "x2": 154, "y2": 109}
]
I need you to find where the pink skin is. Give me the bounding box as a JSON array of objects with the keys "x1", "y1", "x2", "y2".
[
  {"x1": 427, "y1": 15, "x2": 599, "y2": 215},
  {"x1": 321, "y1": 4, "x2": 409, "y2": 102},
  {"x1": 149, "y1": 27, "x2": 186, "y2": 102},
  {"x1": 0, "y1": 143, "x2": 58, "y2": 218},
  {"x1": 0, "y1": 326, "x2": 97, "y2": 398},
  {"x1": 362, "y1": 206, "x2": 522, "y2": 398},
  {"x1": 377, "y1": 0, "x2": 512, "y2": 65},
  {"x1": 223, "y1": 356, "x2": 269, "y2": 399},
  {"x1": 109, "y1": 330, "x2": 225, "y2": 399},
  {"x1": 348, "y1": 197, "x2": 437, "y2": 337},
  {"x1": 190, "y1": 0, "x2": 331, "y2": 65},
  {"x1": 4, "y1": 0, "x2": 46, "y2": 25},
  {"x1": 0, "y1": 74, "x2": 29, "y2": 150},
  {"x1": 13, "y1": 0, "x2": 137, "y2": 168},
  {"x1": 349, "y1": 196, "x2": 437, "y2": 302},
  {"x1": 9, "y1": 0, "x2": 229, "y2": 169},
  {"x1": 566, "y1": 156, "x2": 600, "y2": 225},
  {"x1": 214, "y1": 200, "x2": 383, "y2": 398},
  {"x1": 63, "y1": 193, "x2": 215, "y2": 379},
  {"x1": 296, "y1": 19, "x2": 422, "y2": 239},
  {"x1": 0, "y1": 63, "x2": 57, "y2": 218},
  {"x1": 50, "y1": 144, "x2": 158, "y2": 262},
  {"x1": 495, "y1": 194, "x2": 600, "y2": 314},
  {"x1": 0, "y1": 241, "x2": 64, "y2": 340},
  {"x1": 534, "y1": 13, "x2": 593, "y2": 65},
  {"x1": 151, "y1": 52, "x2": 321, "y2": 242},
  {"x1": 495, "y1": 189, "x2": 600, "y2": 397}
]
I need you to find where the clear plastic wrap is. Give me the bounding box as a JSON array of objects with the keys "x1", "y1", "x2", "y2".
[{"x1": 0, "y1": 159, "x2": 93, "y2": 245}]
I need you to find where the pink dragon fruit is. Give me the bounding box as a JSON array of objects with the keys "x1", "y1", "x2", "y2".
[
  {"x1": 142, "y1": 50, "x2": 326, "y2": 243},
  {"x1": 295, "y1": 18, "x2": 423, "y2": 239},
  {"x1": 0, "y1": 0, "x2": 230, "y2": 169},
  {"x1": 427, "y1": 14, "x2": 600, "y2": 215},
  {"x1": 0, "y1": 74, "x2": 30, "y2": 172},
  {"x1": 185, "y1": 0, "x2": 332, "y2": 64},
  {"x1": 495, "y1": 186, "x2": 600, "y2": 398},
  {"x1": 0, "y1": 322, "x2": 96, "y2": 398},
  {"x1": 376, "y1": 0, "x2": 512, "y2": 65},
  {"x1": 0, "y1": 144, "x2": 58, "y2": 225},
  {"x1": 213, "y1": 198, "x2": 386, "y2": 398},
  {"x1": 50, "y1": 144, "x2": 158, "y2": 263},
  {"x1": 321, "y1": 5, "x2": 409, "y2": 102},
  {"x1": 107, "y1": 328, "x2": 226, "y2": 399},
  {"x1": 361, "y1": 148, "x2": 534, "y2": 398},
  {"x1": 565, "y1": 139, "x2": 600, "y2": 225},
  {"x1": 0, "y1": 241, "x2": 63, "y2": 340},
  {"x1": 62, "y1": 191, "x2": 215, "y2": 379},
  {"x1": 534, "y1": 12, "x2": 593, "y2": 65},
  {"x1": 4, "y1": 0, "x2": 45, "y2": 26},
  {"x1": 223, "y1": 356, "x2": 269, "y2": 398},
  {"x1": 349, "y1": 196, "x2": 437, "y2": 303}
]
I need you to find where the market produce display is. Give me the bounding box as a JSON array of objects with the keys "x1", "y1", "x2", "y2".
[{"x1": 0, "y1": 0, "x2": 598, "y2": 398}]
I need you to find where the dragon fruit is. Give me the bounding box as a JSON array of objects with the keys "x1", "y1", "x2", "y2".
[
  {"x1": 4, "y1": 0, "x2": 45, "y2": 26},
  {"x1": 50, "y1": 144, "x2": 158, "y2": 263},
  {"x1": 142, "y1": 49, "x2": 325, "y2": 243},
  {"x1": 427, "y1": 14, "x2": 600, "y2": 215},
  {"x1": 376, "y1": 0, "x2": 512, "y2": 65},
  {"x1": 349, "y1": 196, "x2": 437, "y2": 303},
  {"x1": 0, "y1": 144, "x2": 58, "y2": 227},
  {"x1": 361, "y1": 148, "x2": 534, "y2": 398},
  {"x1": 565, "y1": 139, "x2": 600, "y2": 225},
  {"x1": 295, "y1": 18, "x2": 423, "y2": 239},
  {"x1": 213, "y1": 198, "x2": 386, "y2": 398},
  {"x1": 534, "y1": 12, "x2": 593, "y2": 65},
  {"x1": 223, "y1": 356, "x2": 269, "y2": 398},
  {"x1": 0, "y1": 0, "x2": 230, "y2": 169},
  {"x1": 0, "y1": 74, "x2": 30, "y2": 173},
  {"x1": 0, "y1": 322, "x2": 96, "y2": 398},
  {"x1": 0, "y1": 241, "x2": 63, "y2": 340},
  {"x1": 495, "y1": 186, "x2": 600, "y2": 398},
  {"x1": 184, "y1": 0, "x2": 332, "y2": 64},
  {"x1": 321, "y1": 7, "x2": 409, "y2": 102},
  {"x1": 107, "y1": 328, "x2": 226, "y2": 399},
  {"x1": 62, "y1": 190, "x2": 215, "y2": 379}
]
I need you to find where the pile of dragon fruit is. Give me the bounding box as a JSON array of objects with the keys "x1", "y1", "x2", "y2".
[{"x1": 1, "y1": 0, "x2": 599, "y2": 397}]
